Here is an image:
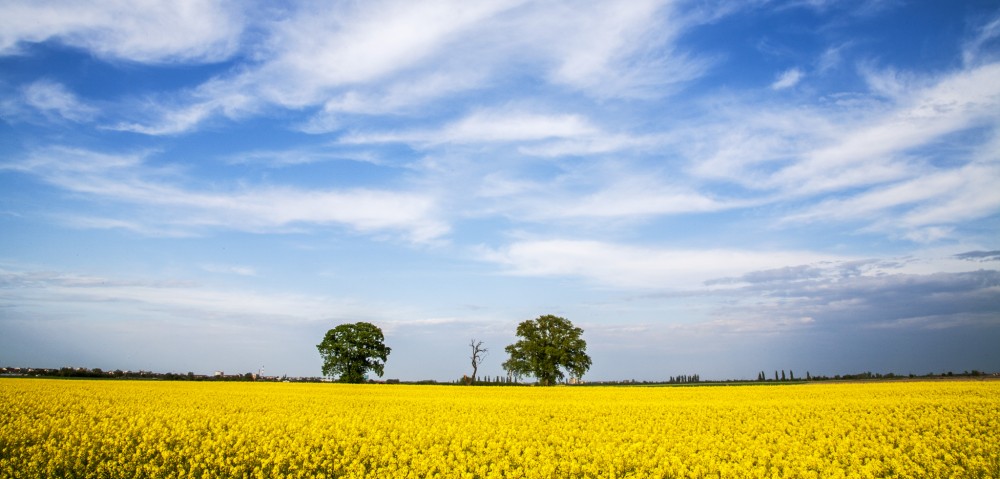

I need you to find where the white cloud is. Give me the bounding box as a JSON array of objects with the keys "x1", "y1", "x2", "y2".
[
  {"x1": 444, "y1": 110, "x2": 598, "y2": 143},
  {"x1": 351, "y1": 58, "x2": 1000, "y2": 237},
  {"x1": 110, "y1": 0, "x2": 518, "y2": 133},
  {"x1": 963, "y1": 13, "x2": 1000, "y2": 66},
  {"x1": 255, "y1": 0, "x2": 702, "y2": 104},
  {"x1": 516, "y1": 134, "x2": 659, "y2": 158},
  {"x1": 317, "y1": 69, "x2": 488, "y2": 118},
  {"x1": 773, "y1": 64, "x2": 1000, "y2": 192},
  {"x1": 857, "y1": 64, "x2": 922, "y2": 100},
  {"x1": 677, "y1": 60, "x2": 1000, "y2": 239},
  {"x1": 0, "y1": 0, "x2": 244, "y2": 63},
  {"x1": 764, "y1": 63, "x2": 1000, "y2": 237},
  {"x1": 111, "y1": 101, "x2": 220, "y2": 136},
  {"x1": 248, "y1": 0, "x2": 519, "y2": 108},
  {"x1": 20, "y1": 80, "x2": 97, "y2": 122},
  {"x1": 771, "y1": 67, "x2": 804, "y2": 90},
  {"x1": 781, "y1": 63, "x2": 1000, "y2": 191},
  {"x1": 201, "y1": 264, "x2": 258, "y2": 277},
  {"x1": 508, "y1": 177, "x2": 738, "y2": 221},
  {"x1": 680, "y1": 104, "x2": 837, "y2": 186},
  {"x1": 59, "y1": 216, "x2": 199, "y2": 238},
  {"x1": 539, "y1": 0, "x2": 708, "y2": 97},
  {"x1": 480, "y1": 239, "x2": 844, "y2": 290},
  {"x1": 789, "y1": 160, "x2": 1000, "y2": 238},
  {"x1": 110, "y1": 78, "x2": 258, "y2": 135},
  {"x1": 3, "y1": 147, "x2": 447, "y2": 242},
  {"x1": 816, "y1": 43, "x2": 850, "y2": 73},
  {"x1": 342, "y1": 108, "x2": 600, "y2": 146},
  {"x1": 225, "y1": 147, "x2": 383, "y2": 168},
  {"x1": 108, "y1": 0, "x2": 718, "y2": 135},
  {"x1": 544, "y1": 185, "x2": 726, "y2": 219}
]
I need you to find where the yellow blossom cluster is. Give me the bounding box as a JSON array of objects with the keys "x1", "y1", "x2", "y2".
[{"x1": 1, "y1": 379, "x2": 998, "y2": 478}]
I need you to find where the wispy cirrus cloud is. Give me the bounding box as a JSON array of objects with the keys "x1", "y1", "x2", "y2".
[
  {"x1": 771, "y1": 68, "x2": 804, "y2": 90},
  {"x1": 108, "y1": 0, "x2": 519, "y2": 134},
  {"x1": 696, "y1": 62, "x2": 1000, "y2": 193},
  {"x1": 535, "y1": 0, "x2": 709, "y2": 97},
  {"x1": 341, "y1": 105, "x2": 671, "y2": 165},
  {"x1": 13, "y1": 80, "x2": 98, "y2": 123},
  {"x1": 777, "y1": 63, "x2": 1000, "y2": 193},
  {"x1": 200, "y1": 264, "x2": 258, "y2": 277},
  {"x1": 0, "y1": 0, "x2": 244, "y2": 63},
  {"x1": 475, "y1": 171, "x2": 740, "y2": 223},
  {"x1": 101, "y1": 0, "x2": 722, "y2": 135},
  {"x1": 786, "y1": 159, "x2": 1000, "y2": 241},
  {"x1": 478, "y1": 238, "x2": 844, "y2": 290},
  {"x1": 674, "y1": 58, "x2": 1000, "y2": 240},
  {"x1": 258, "y1": 1, "x2": 518, "y2": 104},
  {"x1": 338, "y1": 59, "x2": 1000, "y2": 232},
  {"x1": 963, "y1": 11, "x2": 1000, "y2": 66},
  {"x1": 224, "y1": 146, "x2": 384, "y2": 168},
  {"x1": 342, "y1": 108, "x2": 600, "y2": 146},
  {"x1": 110, "y1": 79, "x2": 259, "y2": 135},
  {"x1": 1, "y1": 146, "x2": 447, "y2": 242},
  {"x1": 530, "y1": 182, "x2": 730, "y2": 220}
]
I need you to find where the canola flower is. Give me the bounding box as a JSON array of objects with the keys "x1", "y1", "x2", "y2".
[{"x1": 1, "y1": 379, "x2": 998, "y2": 478}]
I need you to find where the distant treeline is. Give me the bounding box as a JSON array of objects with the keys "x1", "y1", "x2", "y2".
[
  {"x1": 2, "y1": 366, "x2": 994, "y2": 384},
  {"x1": 798, "y1": 370, "x2": 992, "y2": 381},
  {"x1": 0, "y1": 367, "x2": 325, "y2": 382}
]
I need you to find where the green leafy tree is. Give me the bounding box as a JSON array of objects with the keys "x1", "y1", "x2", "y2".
[
  {"x1": 317, "y1": 322, "x2": 391, "y2": 383},
  {"x1": 502, "y1": 314, "x2": 591, "y2": 386}
]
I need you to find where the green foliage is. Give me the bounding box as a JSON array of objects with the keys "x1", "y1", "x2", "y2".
[
  {"x1": 502, "y1": 314, "x2": 591, "y2": 386},
  {"x1": 316, "y1": 322, "x2": 391, "y2": 383}
]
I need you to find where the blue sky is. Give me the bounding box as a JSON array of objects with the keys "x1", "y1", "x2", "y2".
[{"x1": 2, "y1": 0, "x2": 999, "y2": 381}]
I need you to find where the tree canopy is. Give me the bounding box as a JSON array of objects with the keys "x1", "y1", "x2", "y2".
[
  {"x1": 316, "y1": 322, "x2": 391, "y2": 383},
  {"x1": 502, "y1": 314, "x2": 591, "y2": 386}
]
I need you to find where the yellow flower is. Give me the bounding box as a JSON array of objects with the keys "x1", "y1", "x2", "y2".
[{"x1": 1, "y1": 379, "x2": 998, "y2": 478}]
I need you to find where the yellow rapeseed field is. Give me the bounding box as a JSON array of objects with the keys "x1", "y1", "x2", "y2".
[{"x1": 1, "y1": 379, "x2": 997, "y2": 478}]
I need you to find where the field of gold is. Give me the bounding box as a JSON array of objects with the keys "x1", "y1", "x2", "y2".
[{"x1": 1, "y1": 378, "x2": 998, "y2": 478}]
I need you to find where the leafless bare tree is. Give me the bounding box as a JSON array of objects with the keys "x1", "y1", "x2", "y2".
[{"x1": 469, "y1": 339, "x2": 488, "y2": 384}]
